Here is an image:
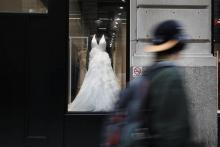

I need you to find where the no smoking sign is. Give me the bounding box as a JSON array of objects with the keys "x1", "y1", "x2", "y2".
[{"x1": 132, "y1": 66, "x2": 142, "y2": 77}]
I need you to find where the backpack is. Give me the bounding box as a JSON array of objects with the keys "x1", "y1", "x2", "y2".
[{"x1": 101, "y1": 74, "x2": 153, "y2": 147}]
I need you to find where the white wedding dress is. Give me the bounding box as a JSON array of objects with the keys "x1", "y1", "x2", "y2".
[{"x1": 68, "y1": 35, "x2": 120, "y2": 111}]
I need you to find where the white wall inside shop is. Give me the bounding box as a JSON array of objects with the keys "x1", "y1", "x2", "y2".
[{"x1": 0, "y1": 0, "x2": 47, "y2": 13}]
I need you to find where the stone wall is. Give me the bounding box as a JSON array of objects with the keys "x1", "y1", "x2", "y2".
[{"x1": 130, "y1": 0, "x2": 217, "y2": 146}]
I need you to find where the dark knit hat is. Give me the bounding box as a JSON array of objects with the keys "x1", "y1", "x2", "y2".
[{"x1": 144, "y1": 20, "x2": 187, "y2": 53}]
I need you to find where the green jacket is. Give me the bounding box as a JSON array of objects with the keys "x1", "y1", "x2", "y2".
[{"x1": 146, "y1": 62, "x2": 191, "y2": 147}]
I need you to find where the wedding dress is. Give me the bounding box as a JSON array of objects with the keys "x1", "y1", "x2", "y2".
[{"x1": 68, "y1": 35, "x2": 120, "y2": 111}]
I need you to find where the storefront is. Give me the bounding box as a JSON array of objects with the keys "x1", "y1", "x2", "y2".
[
  {"x1": 0, "y1": 0, "x2": 218, "y2": 147},
  {"x1": 0, "y1": 0, "x2": 129, "y2": 147},
  {"x1": 66, "y1": 0, "x2": 129, "y2": 146}
]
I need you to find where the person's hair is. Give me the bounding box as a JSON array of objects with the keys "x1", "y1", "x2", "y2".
[{"x1": 155, "y1": 41, "x2": 186, "y2": 60}]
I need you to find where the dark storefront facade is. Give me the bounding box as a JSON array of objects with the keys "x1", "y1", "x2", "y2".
[{"x1": 1, "y1": 0, "x2": 67, "y2": 147}]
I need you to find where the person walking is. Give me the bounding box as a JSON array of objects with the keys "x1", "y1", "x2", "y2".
[
  {"x1": 100, "y1": 20, "x2": 203, "y2": 147},
  {"x1": 143, "y1": 20, "x2": 195, "y2": 147}
]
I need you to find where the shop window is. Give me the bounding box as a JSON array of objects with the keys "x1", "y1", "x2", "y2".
[
  {"x1": 68, "y1": 0, "x2": 127, "y2": 112},
  {"x1": 0, "y1": 0, "x2": 48, "y2": 13}
]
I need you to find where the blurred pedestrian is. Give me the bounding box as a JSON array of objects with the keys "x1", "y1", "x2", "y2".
[
  {"x1": 143, "y1": 20, "x2": 196, "y2": 147},
  {"x1": 100, "y1": 20, "x2": 202, "y2": 147}
]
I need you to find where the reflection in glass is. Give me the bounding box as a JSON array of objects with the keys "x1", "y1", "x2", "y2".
[
  {"x1": 68, "y1": 0, "x2": 127, "y2": 112},
  {"x1": 0, "y1": 0, "x2": 48, "y2": 13}
]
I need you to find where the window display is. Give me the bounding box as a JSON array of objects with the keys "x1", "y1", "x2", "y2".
[
  {"x1": 68, "y1": 0, "x2": 127, "y2": 112},
  {"x1": 68, "y1": 35, "x2": 120, "y2": 111}
]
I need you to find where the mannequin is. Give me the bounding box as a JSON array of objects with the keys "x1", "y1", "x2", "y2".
[{"x1": 68, "y1": 34, "x2": 120, "y2": 111}]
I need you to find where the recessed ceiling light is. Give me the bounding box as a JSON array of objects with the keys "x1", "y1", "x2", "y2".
[
  {"x1": 98, "y1": 28, "x2": 107, "y2": 30},
  {"x1": 114, "y1": 25, "x2": 118, "y2": 28},
  {"x1": 115, "y1": 18, "x2": 121, "y2": 21},
  {"x1": 119, "y1": 7, "x2": 124, "y2": 9},
  {"x1": 95, "y1": 19, "x2": 102, "y2": 24}
]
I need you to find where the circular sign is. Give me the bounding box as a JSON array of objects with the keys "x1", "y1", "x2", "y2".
[{"x1": 133, "y1": 66, "x2": 142, "y2": 77}]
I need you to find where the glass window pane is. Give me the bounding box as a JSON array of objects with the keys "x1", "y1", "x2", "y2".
[
  {"x1": 68, "y1": 0, "x2": 127, "y2": 112},
  {"x1": 0, "y1": 0, "x2": 48, "y2": 13}
]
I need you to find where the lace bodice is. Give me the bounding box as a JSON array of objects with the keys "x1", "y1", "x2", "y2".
[
  {"x1": 90, "y1": 34, "x2": 107, "y2": 60},
  {"x1": 91, "y1": 34, "x2": 106, "y2": 51}
]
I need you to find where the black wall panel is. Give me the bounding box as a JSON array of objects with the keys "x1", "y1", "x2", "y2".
[
  {"x1": 24, "y1": 14, "x2": 50, "y2": 147},
  {"x1": 0, "y1": 0, "x2": 68, "y2": 145},
  {"x1": 0, "y1": 14, "x2": 27, "y2": 147},
  {"x1": 64, "y1": 115, "x2": 106, "y2": 147}
]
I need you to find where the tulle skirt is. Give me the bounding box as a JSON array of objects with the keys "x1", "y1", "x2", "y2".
[{"x1": 68, "y1": 51, "x2": 120, "y2": 111}]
